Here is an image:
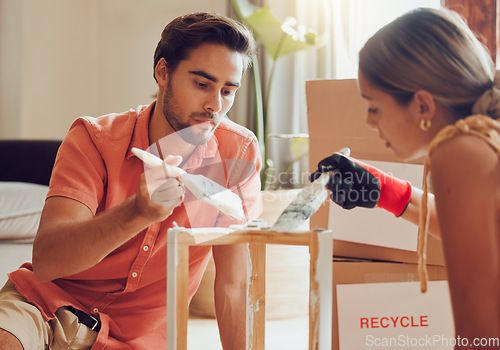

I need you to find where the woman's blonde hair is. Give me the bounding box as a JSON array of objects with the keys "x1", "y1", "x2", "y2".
[{"x1": 359, "y1": 7, "x2": 497, "y2": 119}]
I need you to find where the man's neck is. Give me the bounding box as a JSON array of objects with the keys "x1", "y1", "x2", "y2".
[{"x1": 149, "y1": 102, "x2": 197, "y2": 164}]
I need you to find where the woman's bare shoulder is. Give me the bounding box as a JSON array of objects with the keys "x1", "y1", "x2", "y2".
[
  {"x1": 429, "y1": 131, "x2": 500, "y2": 226},
  {"x1": 429, "y1": 132, "x2": 499, "y2": 181}
]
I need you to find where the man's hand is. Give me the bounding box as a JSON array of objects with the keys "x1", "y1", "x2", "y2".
[
  {"x1": 135, "y1": 155, "x2": 186, "y2": 223},
  {"x1": 310, "y1": 153, "x2": 412, "y2": 217}
]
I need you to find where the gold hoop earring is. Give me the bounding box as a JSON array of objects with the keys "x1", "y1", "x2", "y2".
[{"x1": 420, "y1": 119, "x2": 431, "y2": 131}]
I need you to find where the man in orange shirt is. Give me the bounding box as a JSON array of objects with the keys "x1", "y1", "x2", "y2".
[{"x1": 0, "y1": 13, "x2": 261, "y2": 349}]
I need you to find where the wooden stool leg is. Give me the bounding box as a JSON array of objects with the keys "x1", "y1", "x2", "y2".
[
  {"x1": 309, "y1": 230, "x2": 333, "y2": 350},
  {"x1": 167, "y1": 229, "x2": 190, "y2": 350},
  {"x1": 246, "y1": 242, "x2": 266, "y2": 349}
]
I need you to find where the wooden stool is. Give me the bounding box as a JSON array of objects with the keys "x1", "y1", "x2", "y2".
[{"x1": 167, "y1": 221, "x2": 332, "y2": 349}]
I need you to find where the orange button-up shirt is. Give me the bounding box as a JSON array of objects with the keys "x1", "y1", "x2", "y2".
[{"x1": 8, "y1": 102, "x2": 261, "y2": 349}]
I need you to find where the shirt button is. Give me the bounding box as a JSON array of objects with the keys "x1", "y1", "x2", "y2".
[
  {"x1": 132, "y1": 272, "x2": 138, "y2": 278},
  {"x1": 93, "y1": 308, "x2": 99, "y2": 314},
  {"x1": 143, "y1": 246, "x2": 149, "y2": 252}
]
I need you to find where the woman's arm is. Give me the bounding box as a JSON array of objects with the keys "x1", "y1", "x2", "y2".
[
  {"x1": 311, "y1": 152, "x2": 442, "y2": 237},
  {"x1": 430, "y1": 133, "x2": 500, "y2": 340},
  {"x1": 400, "y1": 186, "x2": 441, "y2": 238}
]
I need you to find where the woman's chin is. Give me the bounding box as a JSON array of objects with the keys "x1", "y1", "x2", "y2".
[{"x1": 394, "y1": 147, "x2": 426, "y2": 162}]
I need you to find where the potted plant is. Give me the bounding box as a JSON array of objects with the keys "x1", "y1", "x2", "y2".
[{"x1": 229, "y1": 0, "x2": 325, "y2": 190}]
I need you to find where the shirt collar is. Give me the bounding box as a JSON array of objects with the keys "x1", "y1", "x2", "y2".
[
  {"x1": 126, "y1": 101, "x2": 156, "y2": 160},
  {"x1": 182, "y1": 136, "x2": 219, "y2": 171}
]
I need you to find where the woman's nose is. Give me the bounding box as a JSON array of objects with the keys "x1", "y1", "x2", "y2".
[{"x1": 365, "y1": 112, "x2": 377, "y2": 129}]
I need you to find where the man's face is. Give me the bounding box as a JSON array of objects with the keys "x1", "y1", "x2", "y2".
[{"x1": 161, "y1": 43, "x2": 244, "y2": 145}]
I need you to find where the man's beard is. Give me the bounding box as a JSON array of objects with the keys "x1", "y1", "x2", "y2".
[{"x1": 162, "y1": 80, "x2": 218, "y2": 146}]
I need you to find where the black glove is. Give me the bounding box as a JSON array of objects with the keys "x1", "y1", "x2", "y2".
[
  {"x1": 309, "y1": 153, "x2": 380, "y2": 210},
  {"x1": 310, "y1": 153, "x2": 412, "y2": 216}
]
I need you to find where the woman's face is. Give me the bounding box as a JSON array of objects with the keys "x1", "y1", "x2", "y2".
[{"x1": 357, "y1": 72, "x2": 430, "y2": 161}]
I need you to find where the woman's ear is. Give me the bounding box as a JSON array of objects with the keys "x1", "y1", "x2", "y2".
[
  {"x1": 413, "y1": 90, "x2": 436, "y2": 121},
  {"x1": 154, "y1": 58, "x2": 168, "y2": 86}
]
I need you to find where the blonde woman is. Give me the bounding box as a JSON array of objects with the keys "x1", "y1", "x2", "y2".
[{"x1": 311, "y1": 7, "x2": 500, "y2": 346}]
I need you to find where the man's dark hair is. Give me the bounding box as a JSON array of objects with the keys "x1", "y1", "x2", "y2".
[{"x1": 153, "y1": 12, "x2": 255, "y2": 81}]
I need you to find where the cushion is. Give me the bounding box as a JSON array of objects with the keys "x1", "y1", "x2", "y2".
[{"x1": 0, "y1": 182, "x2": 48, "y2": 240}]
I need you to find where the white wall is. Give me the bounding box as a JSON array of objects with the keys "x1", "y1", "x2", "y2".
[
  {"x1": 0, "y1": 0, "x2": 23, "y2": 137},
  {"x1": 0, "y1": 0, "x2": 227, "y2": 139}
]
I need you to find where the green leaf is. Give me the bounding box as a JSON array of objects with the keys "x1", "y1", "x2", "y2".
[
  {"x1": 229, "y1": 0, "x2": 259, "y2": 21},
  {"x1": 245, "y1": 7, "x2": 325, "y2": 60}
]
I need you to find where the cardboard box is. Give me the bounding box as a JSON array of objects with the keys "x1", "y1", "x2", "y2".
[
  {"x1": 306, "y1": 79, "x2": 445, "y2": 266},
  {"x1": 332, "y1": 259, "x2": 452, "y2": 350}
]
